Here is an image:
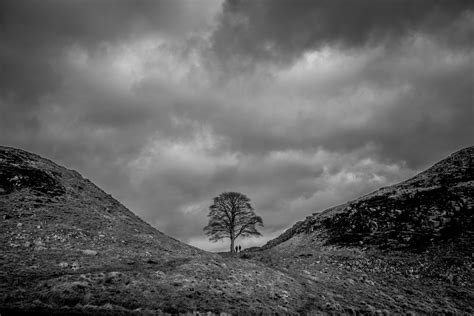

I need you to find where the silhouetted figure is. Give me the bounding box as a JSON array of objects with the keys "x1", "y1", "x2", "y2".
[
  {"x1": 238, "y1": 245, "x2": 242, "y2": 252},
  {"x1": 235, "y1": 246, "x2": 238, "y2": 253}
]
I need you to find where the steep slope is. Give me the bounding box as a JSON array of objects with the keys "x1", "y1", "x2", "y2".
[
  {"x1": 250, "y1": 146, "x2": 473, "y2": 313},
  {"x1": 263, "y1": 146, "x2": 473, "y2": 251},
  {"x1": 0, "y1": 146, "x2": 307, "y2": 314}
]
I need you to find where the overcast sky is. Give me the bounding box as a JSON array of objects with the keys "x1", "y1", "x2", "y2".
[{"x1": 1, "y1": 0, "x2": 473, "y2": 251}]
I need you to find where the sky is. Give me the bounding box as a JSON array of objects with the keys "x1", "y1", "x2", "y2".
[{"x1": 1, "y1": 0, "x2": 473, "y2": 252}]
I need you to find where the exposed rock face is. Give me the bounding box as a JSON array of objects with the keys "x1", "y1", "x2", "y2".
[
  {"x1": 0, "y1": 146, "x2": 307, "y2": 314},
  {"x1": 0, "y1": 149, "x2": 65, "y2": 196},
  {"x1": 263, "y1": 146, "x2": 473, "y2": 251}
]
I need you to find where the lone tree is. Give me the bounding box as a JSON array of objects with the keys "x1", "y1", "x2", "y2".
[{"x1": 204, "y1": 192, "x2": 263, "y2": 252}]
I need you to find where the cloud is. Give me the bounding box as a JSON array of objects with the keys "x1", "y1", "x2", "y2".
[
  {"x1": 0, "y1": 0, "x2": 221, "y2": 102},
  {"x1": 211, "y1": 0, "x2": 473, "y2": 72}
]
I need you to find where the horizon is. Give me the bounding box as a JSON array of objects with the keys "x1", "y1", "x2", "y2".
[{"x1": 1, "y1": 0, "x2": 473, "y2": 252}]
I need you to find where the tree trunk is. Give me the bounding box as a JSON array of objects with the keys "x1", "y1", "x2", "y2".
[{"x1": 230, "y1": 237, "x2": 235, "y2": 253}]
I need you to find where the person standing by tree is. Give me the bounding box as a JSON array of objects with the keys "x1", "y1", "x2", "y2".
[{"x1": 203, "y1": 192, "x2": 263, "y2": 253}]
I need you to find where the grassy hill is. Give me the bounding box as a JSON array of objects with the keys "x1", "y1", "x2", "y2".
[{"x1": 0, "y1": 146, "x2": 306, "y2": 314}]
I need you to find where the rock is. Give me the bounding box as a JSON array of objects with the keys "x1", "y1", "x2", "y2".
[
  {"x1": 81, "y1": 249, "x2": 98, "y2": 256},
  {"x1": 102, "y1": 303, "x2": 114, "y2": 310},
  {"x1": 58, "y1": 262, "x2": 68, "y2": 268},
  {"x1": 34, "y1": 238, "x2": 44, "y2": 246},
  {"x1": 71, "y1": 262, "x2": 80, "y2": 271},
  {"x1": 365, "y1": 279, "x2": 375, "y2": 286},
  {"x1": 155, "y1": 271, "x2": 166, "y2": 278},
  {"x1": 346, "y1": 278, "x2": 355, "y2": 285},
  {"x1": 17, "y1": 222, "x2": 22, "y2": 227}
]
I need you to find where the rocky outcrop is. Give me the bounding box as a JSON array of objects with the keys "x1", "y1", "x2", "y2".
[
  {"x1": 263, "y1": 146, "x2": 474, "y2": 251},
  {"x1": 0, "y1": 149, "x2": 65, "y2": 196}
]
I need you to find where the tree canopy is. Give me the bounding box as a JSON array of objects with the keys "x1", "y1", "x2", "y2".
[{"x1": 203, "y1": 192, "x2": 263, "y2": 252}]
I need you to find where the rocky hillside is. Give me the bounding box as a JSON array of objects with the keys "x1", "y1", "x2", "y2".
[
  {"x1": 248, "y1": 146, "x2": 473, "y2": 313},
  {"x1": 263, "y1": 146, "x2": 473, "y2": 251},
  {"x1": 0, "y1": 146, "x2": 308, "y2": 314}
]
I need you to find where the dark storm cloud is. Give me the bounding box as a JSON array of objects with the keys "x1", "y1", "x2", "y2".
[
  {"x1": 167, "y1": 43, "x2": 474, "y2": 170},
  {"x1": 0, "y1": 0, "x2": 210, "y2": 46},
  {"x1": 0, "y1": 0, "x2": 216, "y2": 102},
  {"x1": 211, "y1": 0, "x2": 473, "y2": 70},
  {"x1": 202, "y1": 0, "x2": 474, "y2": 172},
  {"x1": 0, "y1": 0, "x2": 218, "y2": 153},
  {"x1": 0, "y1": 0, "x2": 194, "y2": 164}
]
